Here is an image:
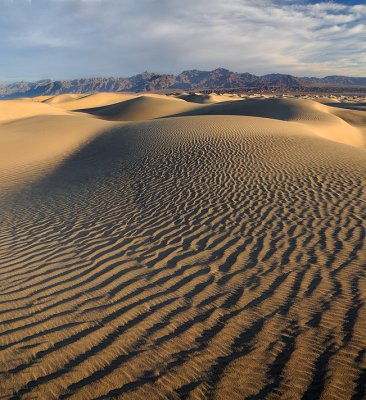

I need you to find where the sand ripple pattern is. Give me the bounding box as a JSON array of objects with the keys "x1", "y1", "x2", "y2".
[{"x1": 0, "y1": 116, "x2": 365, "y2": 399}]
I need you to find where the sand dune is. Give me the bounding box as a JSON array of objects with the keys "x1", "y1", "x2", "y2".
[
  {"x1": 0, "y1": 114, "x2": 113, "y2": 192},
  {"x1": 43, "y1": 93, "x2": 89, "y2": 105},
  {"x1": 330, "y1": 106, "x2": 366, "y2": 127},
  {"x1": 170, "y1": 98, "x2": 365, "y2": 147},
  {"x1": 46, "y1": 93, "x2": 138, "y2": 111},
  {"x1": 0, "y1": 100, "x2": 70, "y2": 122},
  {"x1": 80, "y1": 95, "x2": 202, "y2": 121},
  {"x1": 171, "y1": 97, "x2": 345, "y2": 121},
  {"x1": 0, "y1": 95, "x2": 365, "y2": 400},
  {"x1": 324, "y1": 101, "x2": 366, "y2": 112},
  {"x1": 8, "y1": 95, "x2": 55, "y2": 102}
]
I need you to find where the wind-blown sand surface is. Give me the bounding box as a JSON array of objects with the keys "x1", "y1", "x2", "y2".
[{"x1": 0, "y1": 94, "x2": 365, "y2": 399}]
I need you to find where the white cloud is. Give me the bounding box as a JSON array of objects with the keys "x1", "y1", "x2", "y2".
[{"x1": 0, "y1": 0, "x2": 365, "y2": 80}]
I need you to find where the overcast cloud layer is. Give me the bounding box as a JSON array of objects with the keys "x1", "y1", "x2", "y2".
[{"x1": 0, "y1": 0, "x2": 365, "y2": 81}]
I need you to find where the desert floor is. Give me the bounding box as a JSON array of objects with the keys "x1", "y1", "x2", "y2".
[{"x1": 0, "y1": 92, "x2": 365, "y2": 399}]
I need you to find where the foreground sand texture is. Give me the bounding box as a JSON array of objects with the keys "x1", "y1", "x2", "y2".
[{"x1": 0, "y1": 94, "x2": 366, "y2": 399}]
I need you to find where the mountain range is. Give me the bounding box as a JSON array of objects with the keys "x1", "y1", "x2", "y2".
[{"x1": 1, "y1": 68, "x2": 366, "y2": 98}]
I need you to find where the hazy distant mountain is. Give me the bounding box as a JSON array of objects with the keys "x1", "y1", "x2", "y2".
[
  {"x1": 1, "y1": 68, "x2": 366, "y2": 98},
  {"x1": 322, "y1": 76, "x2": 366, "y2": 86}
]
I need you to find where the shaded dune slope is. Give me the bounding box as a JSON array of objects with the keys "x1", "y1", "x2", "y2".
[
  {"x1": 170, "y1": 98, "x2": 331, "y2": 120},
  {"x1": 0, "y1": 114, "x2": 114, "y2": 192},
  {"x1": 0, "y1": 114, "x2": 366, "y2": 399}
]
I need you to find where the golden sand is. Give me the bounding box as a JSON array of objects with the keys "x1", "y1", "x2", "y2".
[{"x1": 0, "y1": 93, "x2": 365, "y2": 399}]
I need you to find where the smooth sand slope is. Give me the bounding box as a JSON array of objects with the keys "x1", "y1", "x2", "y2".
[
  {"x1": 44, "y1": 93, "x2": 137, "y2": 111},
  {"x1": 0, "y1": 95, "x2": 365, "y2": 400},
  {"x1": 79, "y1": 95, "x2": 202, "y2": 121},
  {"x1": 43, "y1": 94, "x2": 87, "y2": 104},
  {"x1": 0, "y1": 100, "x2": 69, "y2": 122}
]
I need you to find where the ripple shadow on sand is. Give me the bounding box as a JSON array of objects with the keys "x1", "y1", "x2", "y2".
[{"x1": 0, "y1": 96, "x2": 365, "y2": 399}]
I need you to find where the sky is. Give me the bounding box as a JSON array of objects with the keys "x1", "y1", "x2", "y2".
[{"x1": 0, "y1": 0, "x2": 365, "y2": 82}]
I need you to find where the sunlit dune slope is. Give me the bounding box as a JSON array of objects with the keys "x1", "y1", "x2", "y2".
[
  {"x1": 43, "y1": 93, "x2": 88, "y2": 105},
  {"x1": 8, "y1": 95, "x2": 55, "y2": 102},
  {"x1": 0, "y1": 100, "x2": 70, "y2": 122},
  {"x1": 46, "y1": 93, "x2": 137, "y2": 110}
]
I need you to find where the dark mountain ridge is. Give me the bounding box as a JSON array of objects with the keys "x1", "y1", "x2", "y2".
[{"x1": 1, "y1": 68, "x2": 366, "y2": 99}]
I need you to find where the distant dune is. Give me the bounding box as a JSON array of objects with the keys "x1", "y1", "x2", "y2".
[
  {"x1": 0, "y1": 93, "x2": 365, "y2": 400},
  {"x1": 78, "y1": 95, "x2": 203, "y2": 121},
  {"x1": 0, "y1": 100, "x2": 69, "y2": 122},
  {"x1": 44, "y1": 92, "x2": 137, "y2": 110},
  {"x1": 43, "y1": 93, "x2": 88, "y2": 104}
]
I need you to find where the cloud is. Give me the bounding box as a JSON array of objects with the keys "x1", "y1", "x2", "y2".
[{"x1": 0, "y1": 0, "x2": 365, "y2": 81}]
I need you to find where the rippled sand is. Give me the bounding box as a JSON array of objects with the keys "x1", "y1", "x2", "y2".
[{"x1": 0, "y1": 94, "x2": 365, "y2": 399}]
